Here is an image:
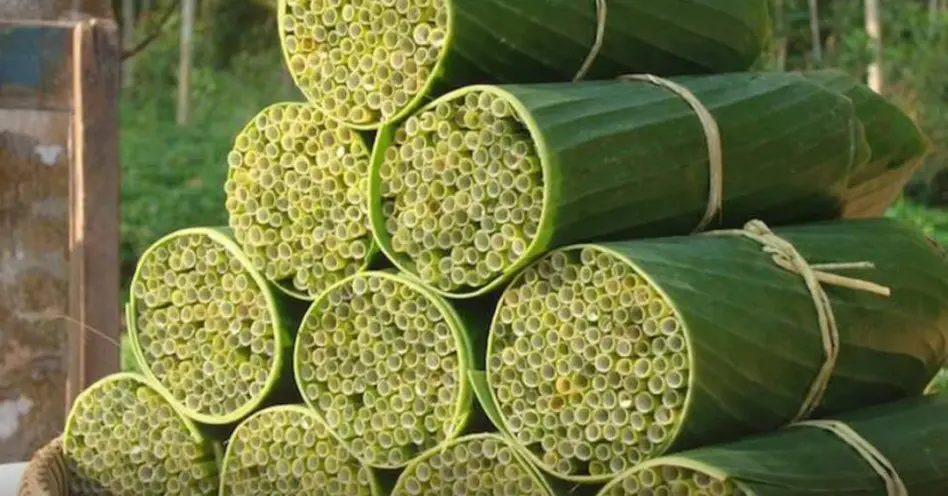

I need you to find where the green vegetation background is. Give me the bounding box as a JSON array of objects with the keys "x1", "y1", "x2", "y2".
[{"x1": 115, "y1": 0, "x2": 948, "y2": 388}]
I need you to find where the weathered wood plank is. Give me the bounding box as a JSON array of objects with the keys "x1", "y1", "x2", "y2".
[
  {"x1": 0, "y1": 19, "x2": 119, "y2": 463},
  {"x1": 68, "y1": 19, "x2": 121, "y2": 407}
]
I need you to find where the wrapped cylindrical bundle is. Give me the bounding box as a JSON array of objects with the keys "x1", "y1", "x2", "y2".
[
  {"x1": 293, "y1": 271, "x2": 483, "y2": 469},
  {"x1": 369, "y1": 72, "x2": 871, "y2": 298},
  {"x1": 391, "y1": 433, "x2": 554, "y2": 496},
  {"x1": 474, "y1": 218, "x2": 948, "y2": 482},
  {"x1": 62, "y1": 373, "x2": 219, "y2": 495},
  {"x1": 599, "y1": 393, "x2": 948, "y2": 495},
  {"x1": 226, "y1": 102, "x2": 377, "y2": 300},
  {"x1": 128, "y1": 227, "x2": 304, "y2": 425},
  {"x1": 277, "y1": 0, "x2": 772, "y2": 129},
  {"x1": 802, "y1": 70, "x2": 928, "y2": 218},
  {"x1": 220, "y1": 405, "x2": 380, "y2": 495}
]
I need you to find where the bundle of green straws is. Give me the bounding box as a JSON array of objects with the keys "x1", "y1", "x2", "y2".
[{"x1": 47, "y1": 1, "x2": 948, "y2": 496}]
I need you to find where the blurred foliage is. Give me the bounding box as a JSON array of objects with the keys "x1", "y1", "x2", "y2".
[
  {"x1": 768, "y1": 0, "x2": 948, "y2": 202},
  {"x1": 119, "y1": 0, "x2": 299, "y2": 290}
]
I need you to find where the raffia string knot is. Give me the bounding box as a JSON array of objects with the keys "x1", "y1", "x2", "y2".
[
  {"x1": 713, "y1": 220, "x2": 891, "y2": 420},
  {"x1": 794, "y1": 420, "x2": 908, "y2": 496}
]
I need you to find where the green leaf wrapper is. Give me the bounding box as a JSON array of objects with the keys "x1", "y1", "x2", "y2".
[
  {"x1": 600, "y1": 393, "x2": 948, "y2": 495},
  {"x1": 127, "y1": 227, "x2": 306, "y2": 425},
  {"x1": 480, "y1": 218, "x2": 948, "y2": 482},
  {"x1": 278, "y1": 0, "x2": 772, "y2": 129},
  {"x1": 370, "y1": 72, "x2": 872, "y2": 297}
]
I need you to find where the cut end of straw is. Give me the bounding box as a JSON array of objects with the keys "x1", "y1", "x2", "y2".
[
  {"x1": 221, "y1": 407, "x2": 375, "y2": 495},
  {"x1": 488, "y1": 246, "x2": 691, "y2": 478},
  {"x1": 130, "y1": 231, "x2": 278, "y2": 421},
  {"x1": 602, "y1": 465, "x2": 746, "y2": 496},
  {"x1": 295, "y1": 272, "x2": 467, "y2": 467},
  {"x1": 379, "y1": 88, "x2": 544, "y2": 294},
  {"x1": 395, "y1": 435, "x2": 548, "y2": 496},
  {"x1": 63, "y1": 375, "x2": 218, "y2": 495},
  {"x1": 226, "y1": 102, "x2": 373, "y2": 299},
  {"x1": 280, "y1": 0, "x2": 449, "y2": 126}
]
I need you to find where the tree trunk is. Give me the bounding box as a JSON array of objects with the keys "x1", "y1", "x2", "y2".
[
  {"x1": 865, "y1": 0, "x2": 884, "y2": 93},
  {"x1": 121, "y1": 0, "x2": 135, "y2": 88},
  {"x1": 932, "y1": 0, "x2": 945, "y2": 38},
  {"x1": 808, "y1": 0, "x2": 822, "y2": 65},
  {"x1": 177, "y1": 0, "x2": 196, "y2": 125},
  {"x1": 774, "y1": 0, "x2": 787, "y2": 71}
]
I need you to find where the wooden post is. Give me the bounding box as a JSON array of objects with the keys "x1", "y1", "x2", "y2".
[
  {"x1": 808, "y1": 0, "x2": 823, "y2": 65},
  {"x1": 177, "y1": 0, "x2": 196, "y2": 125},
  {"x1": 0, "y1": 19, "x2": 120, "y2": 463},
  {"x1": 774, "y1": 0, "x2": 787, "y2": 71}
]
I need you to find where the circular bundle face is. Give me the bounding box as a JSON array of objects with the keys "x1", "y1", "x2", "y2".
[
  {"x1": 393, "y1": 434, "x2": 550, "y2": 496},
  {"x1": 278, "y1": 0, "x2": 449, "y2": 127},
  {"x1": 221, "y1": 406, "x2": 377, "y2": 495},
  {"x1": 63, "y1": 374, "x2": 218, "y2": 495},
  {"x1": 600, "y1": 464, "x2": 747, "y2": 496},
  {"x1": 487, "y1": 246, "x2": 691, "y2": 480},
  {"x1": 129, "y1": 229, "x2": 284, "y2": 423},
  {"x1": 294, "y1": 272, "x2": 472, "y2": 468},
  {"x1": 374, "y1": 88, "x2": 544, "y2": 296},
  {"x1": 226, "y1": 103, "x2": 374, "y2": 300}
]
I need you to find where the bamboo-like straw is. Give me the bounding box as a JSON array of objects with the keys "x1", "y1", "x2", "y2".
[
  {"x1": 374, "y1": 90, "x2": 543, "y2": 295},
  {"x1": 484, "y1": 246, "x2": 689, "y2": 480},
  {"x1": 220, "y1": 405, "x2": 379, "y2": 495},
  {"x1": 294, "y1": 271, "x2": 475, "y2": 469},
  {"x1": 128, "y1": 228, "x2": 298, "y2": 425},
  {"x1": 226, "y1": 102, "x2": 376, "y2": 300},
  {"x1": 62, "y1": 374, "x2": 219, "y2": 495}
]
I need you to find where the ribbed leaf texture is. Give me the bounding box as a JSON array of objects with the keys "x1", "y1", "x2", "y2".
[
  {"x1": 477, "y1": 218, "x2": 948, "y2": 482},
  {"x1": 600, "y1": 392, "x2": 948, "y2": 495},
  {"x1": 370, "y1": 72, "x2": 872, "y2": 297},
  {"x1": 127, "y1": 227, "x2": 306, "y2": 425},
  {"x1": 277, "y1": 0, "x2": 772, "y2": 128},
  {"x1": 802, "y1": 69, "x2": 928, "y2": 218}
]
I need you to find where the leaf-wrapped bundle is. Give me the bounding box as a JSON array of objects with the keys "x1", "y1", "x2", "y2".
[
  {"x1": 802, "y1": 69, "x2": 927, "y2": 218},
  {"x1": 600, "y1": 393, "x2": 948, "y2": 495},
  {"x1": 278, "y1": 0, "x2": 772, "y2": 128},
  {"x1": 220, "y1": 405, "x2": 380, "y2": 495},
  {"x1": 128, "y1": 227, "x2": 305, "y2": 425},
  {"x1": 477, "y1": 218, "x2": 948, "y2": 482},
  {"x1": 63, "y1": 373, "x2": 220, "y2": 495},
  {"x1": 392, "y1": 433, "x2": 554, "y2": 496},
  {"x1": 226, "y1": 103, "x2": 379, "y2": 300},
  {"x1": 293, "y1": 271, "x2": 485, "y2": 468},
  {"x1": 370, "y1": 72, "x2": 870, "y2": 297}
]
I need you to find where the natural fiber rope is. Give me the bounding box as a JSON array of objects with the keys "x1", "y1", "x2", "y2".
[
  {"x1": 712, "y1": 220, "x2": 891, "y2": 420},
  {"x1": 575, "y1": 1, "x2": 723, "y2": 232},
  {"x1": 794, "y1": 420, "x2": 908, "y2": 496},
  {"x1": 618, "y1": 74, "x2": 724, "y2": 233},
  {"x1": 574, "y1": 0, "x2": 607, "y2": 81},
  {"x1": 17, "y1": 437, "x2": 69, "y2": 496}
]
